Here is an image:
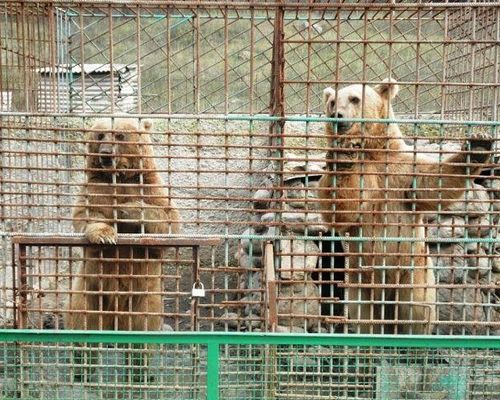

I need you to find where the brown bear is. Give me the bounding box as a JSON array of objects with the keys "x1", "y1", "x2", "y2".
[
  {"x1": 65, "y1": 118, "x2": 181, "y2": 331},
  {"x1": 318, "y1": 79, "x2": 492, "y2": 334}
]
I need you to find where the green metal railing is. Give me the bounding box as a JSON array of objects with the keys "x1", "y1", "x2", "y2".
[{"x1": 1, "y1": 330, "x2": 499, "y2": 399}]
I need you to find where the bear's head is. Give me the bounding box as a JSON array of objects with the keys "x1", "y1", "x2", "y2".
[
  {"x1": 86, "y1": 118, "x2": 155, "y2": 180},
  {"x1": 323, "y1": 79, "x2": 403, "y2": 150}
]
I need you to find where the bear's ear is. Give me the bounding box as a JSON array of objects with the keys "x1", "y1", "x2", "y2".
[
  {"x1": 374, "y1": 78, "x2": 399, "y2": 100},
  {"x1": 323, "y1": 87, "x2": 335, "y2": 105},
  {"x1": 142, "y1": 119, "x2": 153, "y2": 131}
]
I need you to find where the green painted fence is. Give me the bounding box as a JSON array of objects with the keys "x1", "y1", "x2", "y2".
[{"x1": 0, "y1": 330, "x2": 499, "y2": 399}]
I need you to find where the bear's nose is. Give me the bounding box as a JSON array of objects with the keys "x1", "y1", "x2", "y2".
[
  {"x1": 331, "y1": 112, "x2": 352, "y2": 134},
  {"x1": 99, "y1": 143, "x2": 113, "y2": 154}
]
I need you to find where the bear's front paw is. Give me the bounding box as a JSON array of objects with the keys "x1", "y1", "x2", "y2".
[
  {"x1": 85, "y1": 223, "x2": 117, "y2": 244},
  {"x1": 466, "y1": 132, "x2": 493, "y2": 164}
]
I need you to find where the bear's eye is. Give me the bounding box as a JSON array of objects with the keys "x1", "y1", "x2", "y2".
[
  {"x1": 329, "y1": 99, "x2": 335, "y2": 108},
  {"x1": 116, "y1": 133, "x2": 125, "y2": 141},
  {"x1": 349, "y1": 96, "x2": 360, "y2": 105},
  {"x1": 97, "y1": 133, "x2": 105, "y2": 141}
]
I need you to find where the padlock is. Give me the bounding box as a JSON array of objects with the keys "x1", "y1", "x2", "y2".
[{"x1": 191, "y1": 281, "x2": 205, "y2": 298}]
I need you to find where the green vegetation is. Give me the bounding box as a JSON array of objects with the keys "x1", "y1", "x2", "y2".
[{"x1": 67, "y1": 10, "x2": 445, "y2": 115}]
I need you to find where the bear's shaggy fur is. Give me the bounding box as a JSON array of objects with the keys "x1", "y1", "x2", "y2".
[
  {"x1": 65, "y1": 118, "x2": 181, "y2": 331},
  {"x1": 319, "y1": 79, "x2": 492, "y2": 334}
]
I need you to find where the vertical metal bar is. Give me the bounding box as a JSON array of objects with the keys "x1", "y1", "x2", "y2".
[
  {"x1": 136, "y1": 5, "x2": 142, "y2": 114},
  {"x1": 269, "y1": 3, "x2": 285, "y2": 331},
  {"x1": 224, "y1": 6, "x2": 228, "y2": 114},
  {"x1": 468, "y1": 6, "x2": 476, "y2": 120},
  {"x1": 249, "y1": 7, "x2": 255, "y2": 115},
  {"x1": 492, "y1": 7, "x2": 499, "y2": 122},
  {"x1": 17, "y1": 244, "x2": 27, "y2": 329},
  {"x1": 357, "y1": 6, "x2": 368, "y2": 338},
  {"x1": 206, "y1": 342, "x2": 220, "y2": 400},
  {"x1": 192, "y1": 245, "x2": 200, "y2": 330},
  {"x1": 108, "y1": 4, "x2": 115, "y2": 113},
  {"x1": 11, "y1": 242, "x2": 18, "y2": 329},
  {"x1": 166, "y1": 7, "x2": 171, "y2": 114},
  {"x1": 264, "y1": 242, "x2": 277, "y2": 331},
  {"x1": 440, "y1": 7, "x2": 449, "y2": 119},
  {"x1": 194, "y1": 11, "x2": 200, "y2": 114},
  {"x1": 19, "y1": 1, "x2": 28, "y2": 111},
  {"x1": 269, "y1": 0, "x2": 285, "y2": 137}
]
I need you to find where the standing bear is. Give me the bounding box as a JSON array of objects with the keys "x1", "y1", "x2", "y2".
[
  {"x1": 318, "y1": 79, "x2": 492, "y2": 334},
  {"x1": 65, "y1": 118, "x2": 181, "y2": 331}
]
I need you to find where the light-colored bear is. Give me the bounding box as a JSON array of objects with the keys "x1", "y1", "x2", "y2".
[{"x1": 318, "y1": 79, "x2": 492, "y2": 334}]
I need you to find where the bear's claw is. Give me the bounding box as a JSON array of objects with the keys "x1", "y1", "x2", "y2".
[{"x1": 85, "y1": 223, "x2": 117, "y2": 245}]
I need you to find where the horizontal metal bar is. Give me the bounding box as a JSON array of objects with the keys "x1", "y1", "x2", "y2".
[
  {"x1": 1, "y1": 112, "x2": 499, "y2": 126},
  {"x1": 12, "y1": 234, "x2": 221, "y2": 247},
  {"x1": 5, "y1": 1, "x2": 499, "y2": 10},
  {"x1": 4, "y1": 232, "x2": 500, "y2": 244},
  {"x1": 62, "y1": 11, "x2": 444, "y2": 22},
  {"x1": 0, "y1": 330, "x2": 499, "y2": 349}
]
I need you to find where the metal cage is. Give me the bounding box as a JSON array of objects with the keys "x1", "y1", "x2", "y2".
[{"x1": 0, "y1": 0, "x2": 499, "y2": 398}]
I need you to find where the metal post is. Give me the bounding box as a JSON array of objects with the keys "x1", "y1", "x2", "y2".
[{"x1": 206, "y1": 342, "x2": 220, "y2": 400}]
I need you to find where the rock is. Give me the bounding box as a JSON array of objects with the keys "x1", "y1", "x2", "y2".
[
  {"x1": 307, "y1": 179, "x2": 321, "y2": 188},
  {"x1": 466, "y1": 246, "x2": 491, "y2": 277},
  {"x1": 430, "y1": 244, "x2": 466, "y2": 283},
  {"x1": 281, "y1": 211, "x2": 306, "y2": 224},
  {"x1": 485, "y1": 177, "x2": 500, "y2": 199},
  {"x1": 275, "y1": 325, "x2": 306, "y2": 333},
  {"x1": 309, "y1": 325, "x2": 327, "y2": 333},
  {"x1": 248, "y1": 271, "x2": 262, "y2": 288},
  {"x1": 239, "y1": 253, "x2": 264, "y2": 269},
  {"x1": 427, "y1": 216, "x2": 465, "y2": 240},
  {"x1": 253, "y1": 215, "x2": 269, "y2": 234},
  {"x1": 437, "y1": 288, "x2": 490, "y2": 335},
  {"x1": 278, "y1": 283, "x2": 320, "y2": 330},
  {"x1": 242, "y1": 293, "x2": 263, "y2": 317},
  {"x1": 284, "y1": 160, "x2": 307, "y2": 173},
  {"x1": 285, "y1": 181, "x2": 306, "y2": 199},
  {"x1": 261, "y1": 212, "x2": 276, "y2": 224},
  {"x1": 306, "y1": 163, "x2": 325, "y2": 173},
  {"x1": 445, "y1": 183, "x2": 490, "y2": 217},
  {"x1": 253, "y1": 188, "x2": 273, "y2": 209},
  {"x1": 245, "y1": 319, "x2": 261, "y2": 329},
  {"x1": 492, "y1": 257, "x2": 500, "y2": 273},
  {"x1": 240, "y1": 228, "x2": 263, "y2": 255},
  {"x1": 279, "y1": 239, "x2": 319, "y2": 279},
  {"x1": 285, "y1": 181, "x2": 307, "y2": 209},
  {"x1": 288, "y1": 212, "x2": 329, "y2": 234},
  {"x1": 222, "y1": 312, "x2": 242, "y2": 330},
  {"x1": 466, "y1": 215, "x2": 495, "y2": 238}
]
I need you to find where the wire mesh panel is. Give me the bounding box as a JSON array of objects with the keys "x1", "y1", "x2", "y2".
[
  {"x1": 0, "y1": 331, "x2": 499, "y2": 400},
  {"x1": 2, "y1": 342, "x2": 207, "y2": 399},
  {"x1": 0, "y1": 0, "x2": 499, "y2": 339}
]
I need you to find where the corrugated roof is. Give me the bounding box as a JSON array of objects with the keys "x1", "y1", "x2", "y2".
[{"x1": 36, "y1": 63, "x2": 136, "y2": 74}]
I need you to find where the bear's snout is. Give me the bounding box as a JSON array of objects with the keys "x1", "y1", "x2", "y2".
[{"x1": 329, "y1": 112, "x2": 352, "y2": 134}]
